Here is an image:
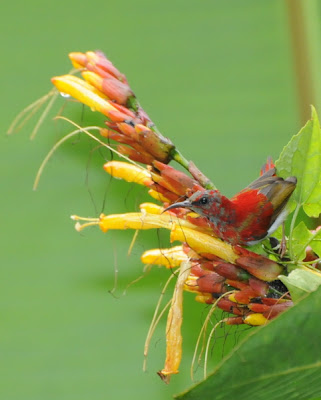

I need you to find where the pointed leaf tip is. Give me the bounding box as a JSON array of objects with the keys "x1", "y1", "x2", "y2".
[{"x1": 276, "y1": 106, "x2": 321, "y2": 217}]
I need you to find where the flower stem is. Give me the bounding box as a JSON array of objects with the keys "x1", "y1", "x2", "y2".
[
  {"x1": 171, "y1": 148, "x2": 216, "y2": 189},
  {"x1": 171, "y1": 148, "x2": 190, "y2": 170},
  {"x1": 288, "y1": 202, "x2": 301, "y2": 260}
]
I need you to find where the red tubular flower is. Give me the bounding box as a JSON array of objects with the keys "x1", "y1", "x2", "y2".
[
  {"x1": 216, "y1": 298, "x2": 247, "y2": 316},
  {"x1": 82, "y1": 71, "x2": 133, "y2": 105},
  {"x1": 196, "y1": 273, "x2": 226, "y2": 294},
  {"x1": 233, "y1": 246, "x2": 283, "y2": 281},
  {"x1": 69, "y1": 51, "x2": 127, "y2": 83}
]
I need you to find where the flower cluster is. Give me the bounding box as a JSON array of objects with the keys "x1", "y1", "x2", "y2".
[{"x1": 48, "y1": 51, "x2": 296, "y2": 382}]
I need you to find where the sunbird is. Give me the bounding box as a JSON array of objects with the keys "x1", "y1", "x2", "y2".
[{"x1": 164, "y1": 168, "x2": 297, "y2": 246}]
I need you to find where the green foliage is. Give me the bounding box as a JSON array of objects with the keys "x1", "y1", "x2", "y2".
[
  {"x1": 276, "y1": 107, "x2": 321, "y2": 263},
  {"x1": 176, "y1": 287, "x2": 321, "y2": 400},
  {"x1": 280, "y1": 269, "x2": 321, "y2": 302},
  {"x1": 276, "y1": 106, "x2": 321, "y2": 218},
  {"x1": 272, "y1": 107, "x2": 321, "y2": 299},
  {"x1": 291, "y1": 222, "x2": 321, "y2": 262}
]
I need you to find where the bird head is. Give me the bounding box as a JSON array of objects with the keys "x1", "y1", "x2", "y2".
[{"x1": 163, "y1": 190, "x2": 222, "y2": 217}]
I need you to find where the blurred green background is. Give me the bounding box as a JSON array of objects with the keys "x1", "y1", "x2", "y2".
[{"x1": 2, "y1": 1, "x2": 321, "y2": 399}]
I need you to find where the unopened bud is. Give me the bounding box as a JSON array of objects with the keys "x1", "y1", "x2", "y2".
[
  {"x1": 244, "y1": 313, "x2": 268, "y2": 326},
  {"x1": 234, "y1": 246, "x2": 283, "y2": 282}
]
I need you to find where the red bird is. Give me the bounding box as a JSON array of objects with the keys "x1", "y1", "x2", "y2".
[{"x1": 164, "y1": 168, "x2": 297, "y2": 246}]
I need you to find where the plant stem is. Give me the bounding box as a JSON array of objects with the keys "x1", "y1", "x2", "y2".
[
  {"x1": 171, "y1": 148, "x2": 190, "y2": 170},
  {"x1": 288, "y1": 202, "x2": 302, "y2": 260}
]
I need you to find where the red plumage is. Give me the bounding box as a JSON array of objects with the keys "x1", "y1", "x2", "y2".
[{"x1": 164, "y1": 167, "x2": 297, "y2": 246}]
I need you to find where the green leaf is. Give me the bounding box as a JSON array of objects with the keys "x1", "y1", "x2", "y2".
[
  {"x1": 304, "y1": 186, "x2": 321, "y2": 218},
  {"x1": 310, "y1": 229, "x2": 321, "y2": 257},
  {"x1": 279, "y1": 269, "x2": 321, "y2": 302},
  {"x1": 276, "y1": 106, "x2": 321, "y2": 217},
  {"x1": 175, "y1": 287, "x2": 321, "y2": 400},
  {"x1": 291, "y1": 221, "x2": 321, "y2": 261},
  {"x1": 291, "y1": 221, "x2": 313, "y2": 261}
]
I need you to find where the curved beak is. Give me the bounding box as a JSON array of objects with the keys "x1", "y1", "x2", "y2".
[{"x1": 163, "y1": 199, "x2": 192, "y2": 213}]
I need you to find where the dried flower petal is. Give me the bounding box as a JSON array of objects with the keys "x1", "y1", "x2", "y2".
[{"x1": 158, "y1": 261, "x2": 191, "y2": 383}]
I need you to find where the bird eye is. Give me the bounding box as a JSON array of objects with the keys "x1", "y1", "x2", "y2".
[{"x1": 200, "y1": 196, "x2": 208, "y2": 205}]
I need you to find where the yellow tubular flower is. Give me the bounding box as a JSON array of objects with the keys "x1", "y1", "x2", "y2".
[
  {"x1": 195, "y1": 293, "x2": 214, "y2": 303},
  {"x1": 228, "y1": 293, "x2": 237, "y2": 303},
  {"x1": 69, "y1": 51, "x2": 87, "y2": 69},
  {"x1": 139, "y1": 203, "x2": 163, "y2": 215},
  {"x1": 51, "y1": 75, "x2": 119, "y2": 118},
  {"x1": 170, "y1": 225, "x2": 237, "y2": 264},
  {"x1": 103, "y1": 161, "x2": 153, "y2": 186},
  {"x1": 56, "y1": 74, "x2": 108, "y2": 99},
  {"x1": 71, "y1": 204, "x2": 257, "y2": 378},
  {"x1": 72, "y1": 209, "x2": 203, "y2": 233},
  {"x1": 81, "y1": 71, "x2": 104, "y2": 91},
  {"x1": 73, "y1": 207, "x2": 239, "y2": 263},
  {"x1": 98, "y1": 211, "x2": 199, "y2": 233},
  {"x1": 141, "y1": 246, "x2": 188, "y2": 268},
  {"x1": 147, "y1": 189, "x2": 171, "y2": 203},
  {"x1": 183, "y1": 275, "x2": 199, "y2": 292}
]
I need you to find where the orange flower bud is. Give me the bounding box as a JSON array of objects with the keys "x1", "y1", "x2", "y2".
[
  {"x1": 148, "y1": 184, "x2": 181, "y2": 202},
  {"x1": 217, "y1": 298, "x2": 245, "y2": 316},
  {"x1": 248, "y1": 277, "x2": 269, "y2": 296},
  {"x1": 194, "y1": 293, "x2": 214, "y2": 304},
  {"x1": 206, "y1": 260, "x2": 250, "y2": 281},
  {"x1": 153, "y1": 161, "x2": 198, "y2": 196},
  {"x1": 69, "y1": 52, "x2": 88, "y2": 69},
  {"x1": 108, "y1": 102, "x2": 138, "y2": 120},
  {"x1": 86, "y1": 51, "x2": 127, "y2": 82},
  {"x1": 262, "y1": 301, "x2": 293, "y2": 319},
  {"x1": 229, "y1": 288, "x2": 259, "y2": 304},
  {"x1": 98, "y1": 75, "x2": 133, "y2": 105},
  {"x1": 116, "y1": 144, "x2": 155, "y2": 164},
  {"x1": 197, "y1": 273, "x2": 226, "y2": 294},
  {"x1": 134, "y1": 124, "x2": 175, "y2": 164},
  {"x1": 234, "y1": 246, "x2": 283, "y2": 282},
  {"x1": 117, "y1": 122, "x2": 139, "y2": 139},
  {"x1": 225, "y1": 316, "x2": 244, "y2": 325},
  {"x1": 248, "y1": 303, "x2": 271, "y2": 313},
  {"x1": 190, "y1": 262, "x2": 213, "y2": 277}
]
